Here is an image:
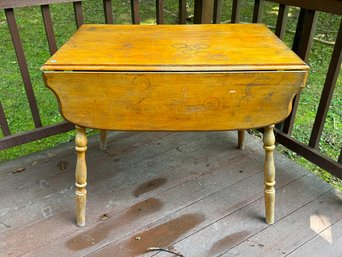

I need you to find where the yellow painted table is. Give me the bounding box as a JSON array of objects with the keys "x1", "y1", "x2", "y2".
[{"x1": 41, "y1": 24, "x2": 308, "y2": 227}]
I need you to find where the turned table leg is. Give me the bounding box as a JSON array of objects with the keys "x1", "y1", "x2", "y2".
[
  {"x1": 100, "y1": 130, "x2": 107, "y2": 150},
  {"x1": 238, "y1": 130, "x2": 245, "y2": 150},
  {"x1": 75, "y1": 126, "x2": 87, "y2": 227},
  {"x1": 263, "y1": 125, "x2": 276, "y2": 224}
]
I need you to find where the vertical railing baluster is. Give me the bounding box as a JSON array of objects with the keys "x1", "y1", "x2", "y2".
[
  {"x1": 231, "y1": 0, "x2": 241, "y2": 23},
  {"x1": 178, "y1": 0, "x2": 187, "y2": 24},
  {"x1": 5, "y1": 8, "x2": 42, "y2": 128},
  {"x1": 213, "y1": 0, "x2": 222, "y2": 24},
  {"x1": 194, "y1": 0, "x2": 214, "y2": 24},
  {"x1": 41, "y1": 5, "x2": 58, "y2": 55},
  {"x1": 294, "y1": 9, "x2": 318, "y2": 62},
  {"x1": 156, "y1": 0, "x2": 164, "y2": 24},
  {"x1": 73, "y1": 1, "x2": 84, "y2": 28},
  {"x1": 252, "y1": 0, "x2": 264, "y2": 23},
  {"x1": 282, "y1": 9, "x2": 318, "y2": 135},
  {"x1": 291, "y1": 9, "x2": 306, "y2": 55},
  {"x1": 0, "y1": 102, "x2": 11, "y2": 136},
  {"x1": 130, "y1": 0, "x2": 141, "y2": 24},
  {"x1": 275, "y1": 4, "x2": 289, "y2": 40},
  {"x1": 309, "y1": 19, "x2": 342, "y2": 149},
  {"x1": 103, "y1": 0, "x2": 113, "y2": 24}
]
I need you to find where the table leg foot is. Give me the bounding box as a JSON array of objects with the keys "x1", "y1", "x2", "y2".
[
  {"x1": 75, "y1": 126, "x2": 87, "y2": 227},
  {"x1": 263, "y1": 125, "x2": 275, "y2": 224},
  {"x1": 100, "y1": 130, "x2": 107, "y2": 150},
  {"x1": 238, "y1": 130, "x2": 245, "y2": 150}
]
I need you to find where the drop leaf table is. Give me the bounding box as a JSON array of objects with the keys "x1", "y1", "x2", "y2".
[{"x1": 41, "y1": 24, "x2": 308, "y2": 227}]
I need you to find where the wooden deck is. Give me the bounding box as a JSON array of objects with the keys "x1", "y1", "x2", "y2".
[{"x1": 0, "y1": 131, "x2": 341, "y2": 257}]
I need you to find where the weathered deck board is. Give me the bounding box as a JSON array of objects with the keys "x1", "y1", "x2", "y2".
[
  {"x1": 0, "y1": 131, "x2": 339, "y2": 257},
  {"x1": 286, "y1": 215, "x2": 342, "y2": 257},
  {"x1": 149, "y1": 173, "x2": 333, "y2": 257},
  {"x1": 0, "y1": 132, "x2": 259, "y2": 255},
  {"x1": 10, "y1": 137, "x2": 264, "y2": 256},
  {"x1": 220, "y1": 189, "x2": 341, "y2": 257},
  {"x1": 87, "y1": 168, "x2": 329, "y2": 257},
  {"x1": 27, "y1": 150, "x2": 305, "y2": 256},
  {"x1": 0, "y1": 132, "x2": 230, "y2": 232}
]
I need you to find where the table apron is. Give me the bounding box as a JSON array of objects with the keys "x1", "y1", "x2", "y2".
[{"x1": 43, "y1": 70, "x2": 307, "y2": 131}]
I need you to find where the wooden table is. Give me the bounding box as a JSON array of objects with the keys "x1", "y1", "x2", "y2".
[{"x1": 41, "y1": 24, "x2": 308, "y2": 227}]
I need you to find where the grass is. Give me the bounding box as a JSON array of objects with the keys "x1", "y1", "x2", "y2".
[{"x1": 0, "y1": 0, "x2": 341, "y2": 189}]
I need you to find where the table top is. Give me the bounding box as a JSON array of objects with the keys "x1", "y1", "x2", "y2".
[{"x1": 41, "y1": 24, "x2": 308, "y2": 72}]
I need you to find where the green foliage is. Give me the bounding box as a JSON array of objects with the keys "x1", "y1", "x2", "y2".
[{"x1": 0, "y1": 0, "x2": 340, "y2": 189}]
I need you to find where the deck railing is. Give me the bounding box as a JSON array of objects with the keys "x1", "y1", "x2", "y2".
[{"x1": 0, "y1": 0, "x2": 341, "y2": 178}]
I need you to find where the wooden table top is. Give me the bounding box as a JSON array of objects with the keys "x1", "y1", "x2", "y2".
[{"x1": 41, "y1": 24, "x2": 308, "y2": 72}]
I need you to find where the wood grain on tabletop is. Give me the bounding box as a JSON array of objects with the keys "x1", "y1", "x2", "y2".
[{"x1": 41, "y1": 24, "x2": 308, "y2": 71}]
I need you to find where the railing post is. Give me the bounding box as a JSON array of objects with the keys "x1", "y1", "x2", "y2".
[
  {"x1": 252, "y1": 0, "x2": 264, "y2": 23},
  {"x1": 194, "y1": 0, "x2": 214, "y2": 24},
  {"x1": 309, "y1": 19, "x2": 342, "y2": 149},
  {"x1": 103, "y1": 0, "x2": 113, "y2": 24},
  {"x1": 275, "y1": 4, "x2": 289, "y2": 40},
  {"x1": 73, "y1": 1, "x2": 84, "y2": 28},
  {"x1": 178, "y1": 0, "x2": 187, "y2": 24},
  {"x1": 41, "y1": 4, "x2": 58, "y2": 55},
  {"x1": 293, "y1": 9, "x2": 318, "y2": 62},
  {"x1": 156, "y1": 0, "x2": 165, "y2": 24},
  {"x1": 213, "y1": 0, "x2": 222, "y2": 24},
  {"x1": 130, "y1": 0, "x2": 141, "y2": 24},
  {"x1": 0, "y1": 102, "x2": 11, "y2": 136},
  {"x1": 231, "y1": 0, "x2": 241, "y2": 23},
  {"x1": 281, "y1": 9, "x2": 318, "y2": 135},
  {"x1": 5, "y1": 8, "x2": 42, "y2": 128}
]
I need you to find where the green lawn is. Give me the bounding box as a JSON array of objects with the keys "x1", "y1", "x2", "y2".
[{"x1": 0, "y1": 0, "x2": 341, "y2": 189}]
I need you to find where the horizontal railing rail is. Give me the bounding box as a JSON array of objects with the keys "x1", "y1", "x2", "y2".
[
  {"x1": 0, "y1": 0, "x2": 341, "y2": 178},
  {"x1": 267, "y1": 0, "x2": 342, "y2": 16},
  {"x1": 0, "y1": 0, "x2": 80, "y2": 9}
]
